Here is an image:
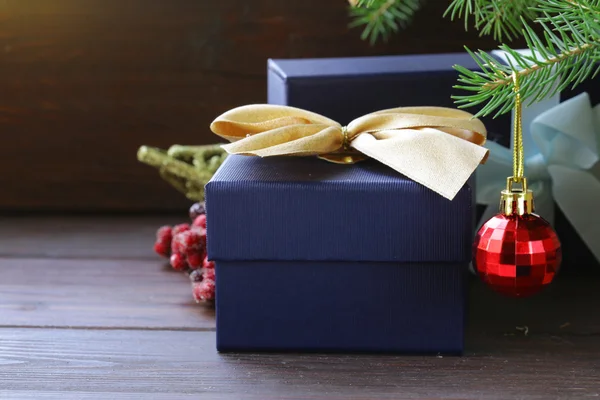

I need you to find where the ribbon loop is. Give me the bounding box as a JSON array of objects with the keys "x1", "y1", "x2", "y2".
[{"x1": 210, "y1": 104, "x2": 488, "y2": 200}]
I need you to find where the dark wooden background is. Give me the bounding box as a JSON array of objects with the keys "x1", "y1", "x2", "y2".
[{"x1": 0, "y1": 0, "x2": 507, "y2": 211}]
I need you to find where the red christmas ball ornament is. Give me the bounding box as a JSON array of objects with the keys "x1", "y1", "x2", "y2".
[
  {"x1": 473, "y1": 177, "x2": 561, "y2": 297},
  {"x1": 473, "y1": 73, "x2": 562, "y2": 298}
]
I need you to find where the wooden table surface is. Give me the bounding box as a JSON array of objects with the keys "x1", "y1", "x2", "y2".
[{"x1": 1, "y1": 215, "x2": 599, "y2": 399}]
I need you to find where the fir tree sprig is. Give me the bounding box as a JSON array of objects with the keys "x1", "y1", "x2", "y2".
[
  {"x1": 453, "y1": 0, "x2": 600, "y2": 117},
  {"x1": 350, "y1": 0, "x2": 600, "y2": 117},
  {"x1": 349, "y1": 0, "x2": 423, "y2": 44}
]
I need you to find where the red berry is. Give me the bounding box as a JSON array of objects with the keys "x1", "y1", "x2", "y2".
[
  {"x1": 156, "y1": 226, "x2": 172, "y2": 242},
  {"x1": 187, "y1": 251, "x2": 205, "y2": 269},
  {"x1": 193, "y1": 214, "x2": 207, "y2": 229},
  {"x1": 171, "y1": 233, "x2": 185, "y2": 254},
  {"x1": 189, "y1": 228, "x2": 207, "y2": 253},
  {"x1": 171, "y1": 224, "x2": 191, "y2": 254},
  {"x1": 191, "y1": 282, "x2": 202, "y2": 302},
  {"x1": 170, "y1": 253, "x2": 188, "y2": 271},
  {"x1": 153, "y1": 241, "x2": 170, "y2": 258},
  {"x1": 201, "y1": 279, "x2": 216, "y2": 301},
  {"x1": 202, "y1": 266, "x2": 215, "y2": 281},
  {"x1": 172, "y1": 223, "x2": 190, "y2": 236},
  {"x1": 203, "y1": 256, "x2": 215, "y2": 270},
  {"x1": 192, "y1": 279, "x2": 215, "y2": 303},
  {"x1": 153, "y1": 226, "x2": 172, "y2": 257},
  {"x1": 191, "y1": 226, "x2": 206, "y2": 238},
  {"x1": 171, "y1": 231, "x2": 196, "y2": 255},
  {"x1": 181, "y1": 230, "x2": 204, "y2": 252}
]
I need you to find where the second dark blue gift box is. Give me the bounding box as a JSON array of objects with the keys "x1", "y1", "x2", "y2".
[
  {"x1": 267, "y1": 52, "x2": 511, "y2": 140},
  {"x1": 267, "y1": 52, "x2": 600, "y2": 144}
]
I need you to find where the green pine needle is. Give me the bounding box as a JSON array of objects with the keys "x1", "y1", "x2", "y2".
[{"x1": 349, "y1": 0, "x2": 422, "y2": 44}]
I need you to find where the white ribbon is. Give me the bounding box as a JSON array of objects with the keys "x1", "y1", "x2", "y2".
[{"x1": 477, "y1": 93, "x2": 600, "y2": 263}]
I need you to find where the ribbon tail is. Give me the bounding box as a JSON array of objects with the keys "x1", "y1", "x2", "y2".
[
  {"x1": 549, "y1": 165, "x2": 600, "y2": 263},
  {"x1": 350, "y1": 128, "x2": 488, "y2": 200}
]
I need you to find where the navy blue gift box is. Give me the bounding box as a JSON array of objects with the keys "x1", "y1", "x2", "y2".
[
  {"x1": 206, "y1": 156, "x2": 473, "y2": 354},
  {"x1": 205, "y1": 52, "x2": 484, "y2": 354}
]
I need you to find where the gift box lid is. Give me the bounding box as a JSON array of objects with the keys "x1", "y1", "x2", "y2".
[
  {"x1": 206, "y1": 155, "x2": 473, "y2": 264},
  {"x1": 269, "y1": 53, "x2": 479, "y2": 80},
  {"x1": 267, "y1": 52, "x2": 511, "y2": 136}
]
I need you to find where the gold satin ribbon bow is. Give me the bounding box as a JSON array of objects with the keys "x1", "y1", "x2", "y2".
[{"x1": 210, "y1": 104, "x2": 488, "y2": 200}]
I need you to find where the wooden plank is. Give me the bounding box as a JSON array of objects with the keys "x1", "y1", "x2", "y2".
[
  {"x1": 0, "y1": 257, "x2": 214, "y2": 329},
  {"x1": 0, "y1": 253, "x2": 596, "y2": 335},
  {"x1": 1, "y1": 257, "x2": 597, "y2": 335},
  {"x1": 0, "y1": 214, "x2": 185, "y2": 259},
  {"x1": 0, "y1": 0, "x2": 507, "y2": 211},
  {"x1": 0, "y1": 329, "x2": 598, "y2": 399},
  {"x1": 468, "y1": 277, "x2": 600, "y2": 337}
]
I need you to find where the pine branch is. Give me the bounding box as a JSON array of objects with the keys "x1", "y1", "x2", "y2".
[
  {"x1": 349, "y1": 0, "x2": 422, "y2": 44},
  {"x1": 348, "y1": 0, "x2": 600, "y2": 117},
  {"x1": 453, "y1": 0, "x2": 600, "y2": 118}
]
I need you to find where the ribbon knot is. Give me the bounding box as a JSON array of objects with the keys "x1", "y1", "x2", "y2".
[
  {"x1": 341, "y1": 125, "x2": 350, "y2": 149},
  {"x1": 210, "y1": 104, "x2": 489, "y2": 200}
]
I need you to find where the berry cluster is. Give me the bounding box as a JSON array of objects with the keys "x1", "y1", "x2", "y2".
[{"x1": 153, "y1": 202, "x2": 215, "y2": 303}]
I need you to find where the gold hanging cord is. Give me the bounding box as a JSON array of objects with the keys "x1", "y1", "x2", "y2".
[
  {"x1": 500, "y1": 72, "x2": 534, "y2": 216},
  {"x1": 512, "y1": 72, "x2": 524, "y2": 182}
]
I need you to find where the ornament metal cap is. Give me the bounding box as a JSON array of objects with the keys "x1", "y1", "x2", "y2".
[{"x1": 500, "y1": 176, "x2": 534, "y2": 216}]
